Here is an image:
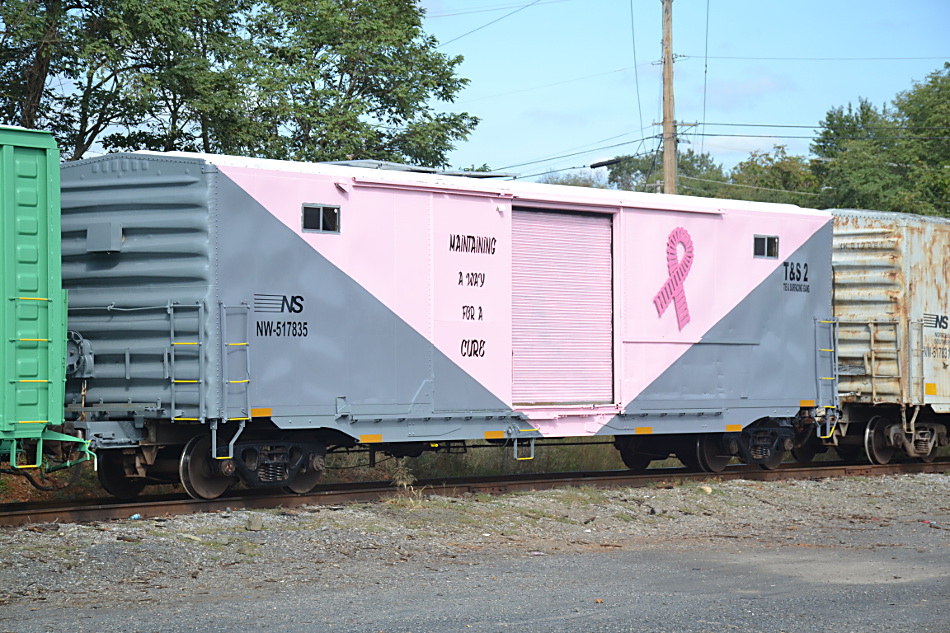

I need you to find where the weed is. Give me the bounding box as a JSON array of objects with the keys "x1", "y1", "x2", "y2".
[{"x1": 391, "y1": 460, "x2": 416, "y2": 490}]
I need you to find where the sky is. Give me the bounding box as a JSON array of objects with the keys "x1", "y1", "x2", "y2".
[{"x1": 419, "y1": 0, "x2": 950, "y2": 181}]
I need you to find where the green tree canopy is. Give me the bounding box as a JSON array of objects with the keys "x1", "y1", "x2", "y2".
[
  {"x1": 0, "y1": 0, "x2": 477, "y2": 166},
  {"x1": 605, "y1": 148, "x2": 726, "y2": 194},
  {"x1": 814, "y1": 63, "x2": 950, "y2": 215},
  {"x1": 726, "y1": 145, "x2": 820, "y2": 205},
  {"x1": 537, "y1": 169, "x2": 609, "y2": 188}
]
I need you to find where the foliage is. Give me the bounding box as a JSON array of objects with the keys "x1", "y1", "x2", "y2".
[
  {"x1": 815, "y1": 64, "x2": 950, "y2": 215},
  {"x1": 235, "y1": 0, "x2": 476, "y2": 166},
  {"x1": 606, "y1": 148, "x2": 727, "y2": 194},
  {"x1": 0, "y1": 0, "x2": 477, "y2": 166},
  {"x1": 537, "y1": 169, "x2": 610, "y2": 188},
  {"x1": 588, "y1": 65, "x2": 949, "y2": 214},
  {"x1": 726, "y1": 145, "x2": 820, "y2": 205},
  {"x1": 811, "y1": 97, "x2": 890, "y2": 162}
]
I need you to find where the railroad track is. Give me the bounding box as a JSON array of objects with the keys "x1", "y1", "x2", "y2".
[{"x1": 1, "y1": 459, "x2": 947, "y2": 527}]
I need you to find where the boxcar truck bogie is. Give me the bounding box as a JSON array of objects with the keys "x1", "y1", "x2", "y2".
[
  {"x1": 0, "y1": 126, "x2": 93, "y2": 489},
  {"x1": 59, "y1": 152, "x2": 836, "y2": 499}
]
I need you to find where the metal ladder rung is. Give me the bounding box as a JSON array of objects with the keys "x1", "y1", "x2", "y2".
[
  {"x1": 815, "y1": 317, "x2": 840, "y2": 441},
  {"x1": 168, "y1": 302, "x2": 206, "y2": 422},
  {"x1": 220, "y1": 303, "x2": 252, "y2": 435}
]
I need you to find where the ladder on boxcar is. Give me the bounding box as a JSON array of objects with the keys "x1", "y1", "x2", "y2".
[
  {"x1": 214, "y1": 303, "x2": 251, "y2": 459},
  {"x1": 866, "y1": 320, "x2": 903, "y2": 404},
  {"x1": 219, "y1": 302, "x2": 251, "y2": 424},
  {"x1": 168, "y1": 303, "x2": 206, "y2": 422},
  {"x1": 815, "y1": 318, "x2": 840, "y2": 438}
]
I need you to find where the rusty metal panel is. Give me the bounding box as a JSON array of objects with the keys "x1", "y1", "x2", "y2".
[
  {"x1": 833, "y1": 210, "x2": 950, "y2": 409},
  {"x1": 512, "y1": 209, "x2": 613, "y2": 405}
]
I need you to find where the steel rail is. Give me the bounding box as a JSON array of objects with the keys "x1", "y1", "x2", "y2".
[{"x1": 1, "y1": 459, "x2": 948, "y2": 527}]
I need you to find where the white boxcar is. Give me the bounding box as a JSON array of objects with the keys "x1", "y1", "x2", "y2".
[{"x1": 832, "y1": 209, "x2": 950, "y2": 463}]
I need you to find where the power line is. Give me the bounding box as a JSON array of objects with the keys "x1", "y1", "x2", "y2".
[
  {"x1": 680, "y1": 174, "x2": 820, "y2": 196},
  {"x1": 699, "y1": 0, "x2": 710, "y2": 156},
  {"x1": 683, "y1": 55, "x2": 950, "y2": 61},
  {"x1": 693, "y1": 133, "x2": 950, "y2": 141},
  {"x1": 522, "y1": 149, "x2": 656, "y2": 180},
  {"x1": 521, "y1": 164, "x2": 591, "y2": 179},
  {"x1": 457, "y1": 65, "x2": 647, "y2": 104},
  {"x1": 427, "y1": 0, "x2": 572, "y2": 18},
  {"x1": 629, "y1": 0, "x2": 644, "y2": 141},
  {"x1": 438, "y1": 0, "x2": 542, "y2": 48},
  {"x1": 499, "y1": 134, "x2": 657, "y2": 170},
  {"x1": 704, "y1": 122, "x2": 950, "y2": 131},
  {"x1": 516, "y1": 125, "x2": 654, "y2": 166}
]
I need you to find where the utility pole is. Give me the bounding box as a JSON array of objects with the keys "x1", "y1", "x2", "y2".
[{"x1": 661, "y1": 0, "x2": 676, "y2": 194}]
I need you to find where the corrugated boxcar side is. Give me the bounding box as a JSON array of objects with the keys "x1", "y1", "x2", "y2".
[
  {"x1": 833, "y1": 210, "x2": 950, "y2": 411},
  {"x1": 60, "y1": 155, "x2": 222, "y2": 422}
]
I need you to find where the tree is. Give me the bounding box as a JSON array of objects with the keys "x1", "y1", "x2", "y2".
[
  {"x1": 727, "y1": 145, "x2": 820, "y2": 205},
  {"x1": 1, "y1": 0, "x2": 127, "y2": 160},
  {"x1": 811, "y1": 98, "x2": 890, "y2": 161},
  {"x1": 537, "y1": 169, "x2": 610, "y2": 188},
  {"x1": 605, "y1": 148, "x2": 726, "y2": 194},
  {"x1": 0, "y1": 0, "x2": 477, "y2": 166},
  {"x1": 99, "y1": 0, "x2": 253, "y2": 155},
  {"x1": 814, "y1": 64, "x2": 950, "y2": 216}
]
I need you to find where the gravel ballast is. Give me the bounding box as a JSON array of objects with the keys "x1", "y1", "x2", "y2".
[{"x1": 1, "y1": 474, "x2": 949, "y2": 632}]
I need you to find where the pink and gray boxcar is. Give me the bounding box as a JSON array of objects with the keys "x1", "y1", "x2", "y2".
[{"x1": 60, "y1": 153, "x2": 836, "y2": 498}]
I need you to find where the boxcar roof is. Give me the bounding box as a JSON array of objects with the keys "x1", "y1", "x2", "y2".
[{"x1": 98, "y1": 150, "x2": 832, "y2": 219}]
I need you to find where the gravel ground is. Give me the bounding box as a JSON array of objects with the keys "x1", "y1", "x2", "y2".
[{"x1": 1, "y1": 474, "x2": 949, "y2": 632}]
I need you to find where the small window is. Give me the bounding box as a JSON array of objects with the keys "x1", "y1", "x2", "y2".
[
  {"x1": 302, "y1": 204, "x2": 340, "y2": 233},
  {"x1": 753, "y1": 235, "x2": 778, "y2": 259}
]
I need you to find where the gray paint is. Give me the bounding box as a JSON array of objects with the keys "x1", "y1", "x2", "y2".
[
  {"x1": 61, "y1": 155, "x2": 219, "y2": 419},
  {"x1": 61, "y1": 154, "x2": 528, "y2": 447},
  {"x1": 602, "y1": 221, "x2": 834, "y2": 435},
  {"x1": 213, "y1": 174, "x2": 517, "y2": 437}
]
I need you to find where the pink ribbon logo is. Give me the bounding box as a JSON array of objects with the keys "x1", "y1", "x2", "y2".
[{"x1": 653, "y1": 227, "x2": 694, "y2": 330}]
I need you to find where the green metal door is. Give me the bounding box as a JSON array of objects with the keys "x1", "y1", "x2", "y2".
[{"x1": 0, "y1": 126, "x2": 89, "y2": 473}]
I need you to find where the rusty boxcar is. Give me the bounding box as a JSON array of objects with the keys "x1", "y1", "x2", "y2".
[{"x1": 827, "y1": 210, "x2": 950, "y2": 464}]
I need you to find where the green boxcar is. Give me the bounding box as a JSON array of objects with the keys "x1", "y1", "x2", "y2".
[{"x1": 0, "y1": 126, "x2": 91, "y2": 477}]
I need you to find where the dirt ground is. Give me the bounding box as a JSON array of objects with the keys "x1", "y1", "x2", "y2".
[{"x1": 2, "y1": 474, "x2": 949, "y2": 632}]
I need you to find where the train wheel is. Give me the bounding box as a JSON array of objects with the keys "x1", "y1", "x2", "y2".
[
  {"x1": 917, "y1": 445, "x2": 937, "y2": 463},
  {"x1": 864, "y1": 416, "x2": 895, "y2": 465},
  {"x1": 615, "y1": 437, "x2": 652, "y2": 473},
  {"x1": 695, "y1": 434, "x2": 730, "y2": 473},
  {"x1": 757, "y1": 421, "x2": 787, "y2": 470},
  {"x1": 179, "y1": 435, "x2": 235, "y2": 500},
  {"x1": 97, "y1": 452, "x2": 147, "y2": 499},
  {"x1": 676, "y1": 447, "x2": 700, "y2": 471},
  {"x1": 282, "y1": 468, "x2": 323, "y2": 494},
  {"x1": 835, "y1": 444, "x2": 863, "y2": 462},
  {"x1": 283, "y1": 448, "x2": 327, "y2": 494},
  {"x1": 790, "y1": 440, "x2": 817, "y2": 464}
]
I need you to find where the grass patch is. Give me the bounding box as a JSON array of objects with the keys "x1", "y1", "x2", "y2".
[{"x1": 323, "y1": 438, "x2": 627, "y2": 486}]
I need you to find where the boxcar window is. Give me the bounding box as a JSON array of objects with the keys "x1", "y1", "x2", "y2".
[
  {"x1": 302, "y1": 204, "x2": 340, "y2": 233},
  {"x1": 754, "y1": 235, "x2": 778, "y2": 259}
]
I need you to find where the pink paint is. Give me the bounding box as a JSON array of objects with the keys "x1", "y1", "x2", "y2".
[
  {"x1": 182, "y1": 155, "x2": 833, "y2": 439},
  {"x1": 216, "y1": 164, "x2": 514, "y2": 404},
  {"x1": 653, "y1": 227, "x2": 693, "y2": 330}
]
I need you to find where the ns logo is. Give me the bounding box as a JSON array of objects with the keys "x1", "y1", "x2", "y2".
[
  {"x1": 253, "y1": 293, "x2": 305, "y2": 314},
  {"x1": 924, "y1": 313, "x2": 949, "y2": 329}
]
